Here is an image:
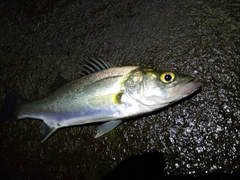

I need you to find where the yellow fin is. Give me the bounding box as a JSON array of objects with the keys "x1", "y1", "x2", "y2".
[{"x1": 89, "y1": 92, "x2": 123, "y2": 107}]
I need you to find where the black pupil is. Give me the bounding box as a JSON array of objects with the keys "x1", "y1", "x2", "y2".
[{"x1": 164, "y1": 74, "x2": 172, "y2": 81}]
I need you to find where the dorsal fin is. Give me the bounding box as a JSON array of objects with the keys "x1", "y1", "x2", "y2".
[
  {"x1": 48, "y1": 75, "x2": 69, "y2": 94},
  {"x1": 80, "y1": 56, "x2": 115, "y2": 76}
]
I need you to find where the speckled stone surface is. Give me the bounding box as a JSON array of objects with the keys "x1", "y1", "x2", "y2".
[{"x1": 0, "y1": 0, "x2": 239, "y2": 179}]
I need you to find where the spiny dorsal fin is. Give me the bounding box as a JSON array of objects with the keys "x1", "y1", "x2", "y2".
[{"x1": 81, "y1": 56, "x2": 115, "y2": 76}]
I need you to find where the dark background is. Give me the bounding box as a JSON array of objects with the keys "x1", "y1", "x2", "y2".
[{"x1": 0, "y1": 0, "x2": 239, "y2": 179}]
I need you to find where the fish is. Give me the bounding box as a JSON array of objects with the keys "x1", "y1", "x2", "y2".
[{"x1": 0, "y1": 57, "x2": 202, "y2": 142}]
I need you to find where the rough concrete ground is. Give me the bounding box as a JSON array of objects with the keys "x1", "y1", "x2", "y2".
[{"x1": 0, "y1": 0, "x2": 239, "y2": 179}]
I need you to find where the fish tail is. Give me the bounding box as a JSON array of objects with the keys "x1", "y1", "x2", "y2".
[
  {"x1": 0, "y1": 88, "x2": 57, "y2": 143},
  {"x1": 0, "y1": 88, "x2": 20, "y2": 122}
]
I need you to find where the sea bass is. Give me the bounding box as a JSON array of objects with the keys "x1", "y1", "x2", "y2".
[{"x1": 0, "y1": 57, "x2": 202, "y2": 142}]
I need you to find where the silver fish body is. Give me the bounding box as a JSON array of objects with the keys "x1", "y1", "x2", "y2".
[{"x1": 2, "y1": 59, "x2": 202, "y2": 142}]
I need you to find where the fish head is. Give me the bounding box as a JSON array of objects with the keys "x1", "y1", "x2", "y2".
[{"x1": 123, "y1": 68, "x2": 202, "y2": 109}]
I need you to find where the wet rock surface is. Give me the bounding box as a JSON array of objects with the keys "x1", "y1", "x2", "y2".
[{"x1": 0, "y1": 0, "x2": 239, "y2": 179}]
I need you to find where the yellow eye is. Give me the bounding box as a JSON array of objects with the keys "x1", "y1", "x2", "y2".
[{"x1": 160, "y1": 72, "x2": 175, "y2": 84}]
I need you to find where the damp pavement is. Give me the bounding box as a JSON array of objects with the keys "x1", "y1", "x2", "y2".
[{"x1": 0, "y1": 0, "x2": 239, "y2": 179}]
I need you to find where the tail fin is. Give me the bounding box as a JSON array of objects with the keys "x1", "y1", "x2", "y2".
[{"x1": 0, "y1": 89, "x2": 19, "y2": 122}]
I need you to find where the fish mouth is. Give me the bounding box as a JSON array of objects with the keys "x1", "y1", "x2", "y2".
[
  {"x1": 165, "y1": 78, "x2": 202, "y2": 103},
  {"x1": 175, "y1": 79, "x2": 202, "y2": 98}
]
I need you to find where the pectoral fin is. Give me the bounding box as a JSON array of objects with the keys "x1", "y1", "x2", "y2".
[
  {"x1": 95, "y1": 120, "x2": 122, "y2": 138},
  {"x1": 89, "y1": 92, "x2": 123, "y2": 108}
]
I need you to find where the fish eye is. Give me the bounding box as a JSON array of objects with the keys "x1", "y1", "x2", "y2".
[{"x1": 160, "y1": 72, "x2": 175, "y2": 84}]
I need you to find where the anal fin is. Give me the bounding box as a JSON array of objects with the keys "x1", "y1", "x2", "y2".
[
  {"x1": 40, "y1": 122, "x2": 57, "y2": 143},
  {"x1": 95, "y1": 120, "x2": 122, "y2": 138}
]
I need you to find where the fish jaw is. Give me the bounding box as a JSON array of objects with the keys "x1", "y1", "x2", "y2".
[
  {"x1": 164, "y1": 80, "x2": 202, "y2": 104},
  {"x1": 177, "y1": 81, "x2": 202, "y2": 98}
]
